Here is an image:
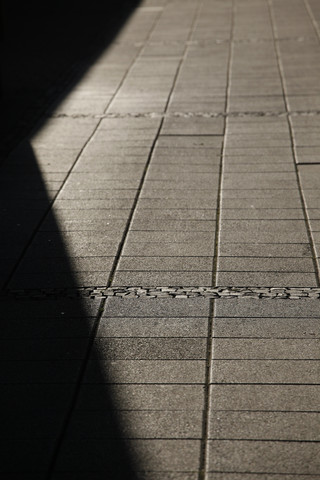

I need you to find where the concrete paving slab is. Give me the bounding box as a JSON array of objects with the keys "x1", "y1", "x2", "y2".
[
  {"x1": 77, "y1": 384, "x2": 206, "y2": 411},
  {"x1": 212, "y1": 338, "x2": 320, "y2": 360},
  {"x1": 216, "y1": 271, "x2": 317, "y2": 287},
  {"x1": 112, "y1": 271, "x2": 213, "y2": 287},
  {"x1": 66, "y1": 409, "x2": 203, "y2": 439},
  {"x1": 209, "y1": 411, "x2": 320, "y2": 441},
  {"x1": 93, "y1": 337, "x2": 207, "y2": 360},
  {"x1": 97, "y1": 317, "x2": 208, "y2": 338},
  {"x1": 213, "y1": 317, "x2": 320, "y2": 339},
  {"x1": 210, "y1": 360, "x2": 320, "y2": 384},
  {"x1": 207, "y1": 440, "x2": 320, "y2": 474},
  {"x1": 210, "y1": 384, "x2": 320, "y2": 412},
  {"x1": 85, "y1": 359, "x2": 206, "y2": 384}
]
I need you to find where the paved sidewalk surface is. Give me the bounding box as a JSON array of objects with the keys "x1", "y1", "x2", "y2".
[{"x1": 1, "y1": 0, "x2": 320, "y2": 478}]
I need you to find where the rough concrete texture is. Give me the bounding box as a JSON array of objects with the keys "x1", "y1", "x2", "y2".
[{"x1": 1, "y1": 0, "x2": 320, "y2": 478}]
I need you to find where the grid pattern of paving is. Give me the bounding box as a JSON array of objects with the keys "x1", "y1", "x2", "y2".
[{"x1": 1, "y1": 0, "x2": 320, "y2": 478}]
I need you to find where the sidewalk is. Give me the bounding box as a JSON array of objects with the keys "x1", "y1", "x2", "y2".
[{"x1": 1, "y1": 0, "x2": 320, "y2": 478}]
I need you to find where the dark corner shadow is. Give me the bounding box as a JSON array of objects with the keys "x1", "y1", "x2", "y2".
[
  {"x1": 0, "y1": 0, "x2": 143, "y2": 478},
  {"x1": 1, "y1": 0, "x2": 141, "y2": 156}
]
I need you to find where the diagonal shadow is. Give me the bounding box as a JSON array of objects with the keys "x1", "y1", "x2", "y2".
[{"x1": 0, "y1": 1, "x2": 145, "y2": 478}]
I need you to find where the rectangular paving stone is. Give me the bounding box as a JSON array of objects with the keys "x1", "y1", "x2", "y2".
[
  {"x1": 133, "y1": 209, "x2": 217, "y2": 220},
  {"x1": 220, "y1": 208, "x2": 304, "y2": 220},
  {"x1": 213, "y1": 317, "x2": 320, "y2": 339},
  {"x1": 212, "y1": 338, "x2": 320, "y2": 360},
  {"x1": 140, "y1": 188, "x2": 219, "y2": 200},
  {"x1": 210, "y1": 384, "x2": 320, "y2": 411},
  {"x1": 214, "y1": 298, "x2": 320, "y2": 318},
  {"x1": 222, "y1": 174, "x2": 298, "y2": 190},
  {"x1": 217, "y1": 257, "x2": 314, "y2": 272},
  {"x1": 218, "y1": 243, "x2": 312, "y2": 258},
  {"x1": 125, "y1": 231, "x2": 215, "y2": 245},
  {"x1": 117, "y1": 256, "x2": 212, "y2": 271},
  {"x1": 161, "y1": 117, "x2": 224, "y2": 135},
  {"x1": 104, "y1": 297, "x2": 208, "y2": 318},
  {"x1": 207, "y1": 440, "x2": 320, "y2": 474},
  {"x1": 93, "y1": 338, "x2": 207, "y2": 360},
  {"x1": 77, "y1": 384, "x2": 205, "y2": 411},
  {"x1": 66, "y1": 409, "x2": 203, "y2": 439},
  {"x1": 112, "y1": 271, "x2": 213, "y2": 287},
  {"x1": 216, "y1": 271, "x2": 317, "y2": 287},
  {"x1": 209, "y1": 411, "x2": 320, "y2": 441},
  {"x1": 85, "y1": 359, "x2": 206, "y2": 384},
  {"x1": 122, "y1": 241, "x2": 215, "y2": 257},
  {"x1": 219, "y1": 230, "x2": 308, "y2": 244},
  {"x1": 210, "y1": 360, "x2": 320, "y2": 384},
  {"x1": 130, "y1": 219, "x2": 216, "y2": 232},
  {"x1": 97, "y1": 318, "x2": 208, "y2": 338}
]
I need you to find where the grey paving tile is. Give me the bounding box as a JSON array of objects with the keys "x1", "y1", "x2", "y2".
[
  {"x1": 53, "y1": 474, "x2": 198, "y2": 480},
  {"x1": 218, "y1": 257, "x2": 314, "y2": 272},
  {"x1": 122, "y1": 241, "x2": 215, "y2": 257},
  {"x1": 224, "y1": 163, "x2": 295, "y2": 173},
  {"x1": 213, "y1": 338, "x2": 320, "y2": 360},
  {"x1": 97, "y1": 317, "x2": 208, "y2": 338},
  {"x1": 222, "y1": 173, "x2": 297, "y2": 190},
  {"x1": 118, "y1": 256, "x2": 212, "y2": 271},
  {"x1": 209, "y1": 411, "x2": 320, "y2": 441},
  {"x1": 222, "y1": 197, "x2": 303, "y2": 209},
  {"x1": 223, "y1": 147, "x2": 293, "y2": 157},
  {"x1": 103, "y1": 297, "x2": 210, "y2": 318},
  {"x1": 125, "y1": 231, "x2": 215, "y2": 244},
  {"x1": 133, "y1": 209, "x2": 216, "y2": 220},
  {"x1": 210, "y1": 384, "x2": 320, "y2": 411},
  {"x1": 221, "y1": 188, "x2": 301, "y2": 199},
  {"x1": 130, "y1": 219, "x2": 216, "y2": 232},
  {"x1": 140, "y1": 188, "x2": 219, "y2": 200},
  {"x1": 218, "y1": 243, "x2": 312, "y2": 258},
  {"x1": 137, "y1": 198, "x2": 218, "y2": 210},
  {"x1": 207, "y1": 440, "x2": 320, "y2": 474},
  {"x1": 225, "y1": 135, "x2": 291, "y2": 148},
  {"x1": 216, "y1": 271, "x2": 317, "y2": 287},
  {"x1": 85, "y1": 359, "x2": 206, "y2": 384},
  {"x1": 77, "y1": 384, "x2": 205, "y2": 411},
  {"x1": 220, "y1": 208, "x2": 304, "y2": 220},
  {"x1": 210, "y1": 360, "x2": 320, "y2": 384},
  {"x1": 219, "y1": 229, "x2": 308, "y2": 244},
  {"x1": 93, "y1": 338, "x2": 207, "y2": 360},
  {"x1": 214, "y1": 298, "x2": 320, "y2": 318},
  {"x1": 66, "y1": 409, "x2": 203, "y2": 439},
  {"x1": 213, "y1": 317, "x2": 320, "y2": 339},
  {"x1": 156, "y1": 135, "x2": 223, "y2": 148},
  {"x1": 161, "y1": 117, "x2": 224, "y2": 135},
  {"x1": 112, "y1": 271, "x2": 213, "y2": 287}
]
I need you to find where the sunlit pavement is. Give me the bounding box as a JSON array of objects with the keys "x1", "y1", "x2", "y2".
[{"x1": 1, "y1": 0, "x2": 320, "y2": 478}]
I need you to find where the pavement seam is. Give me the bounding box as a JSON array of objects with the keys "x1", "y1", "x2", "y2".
[
  {"x1": 267, "y1": 0, "x2": 320, "y2": 288},
  {"x1": 202, "y1": 1, "x2": 236, "y2": 479}
]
